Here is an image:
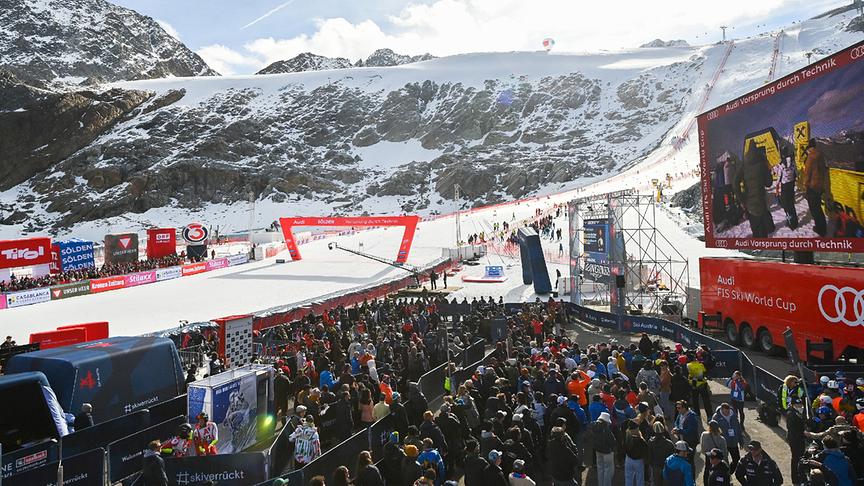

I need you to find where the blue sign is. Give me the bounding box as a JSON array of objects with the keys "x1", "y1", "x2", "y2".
[
  {"x1": 57, "y1": 239, "x2": 94, "y2": 272},
  {"x1": 583, "y1": 219, "x2": 610, "y2": 264},
  {"x1": 484, "y1": 266, "x2": 504, "y2": 278}
]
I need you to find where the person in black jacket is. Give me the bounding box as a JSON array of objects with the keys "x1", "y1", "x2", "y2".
[
  {"x1": 735, "y1": 441, "x2": 783, "y2": 486},
  {"x1": 390, "y1": 392, "x2": 410, "y2": 438},
  {"x1": 463, "y1": 440, "x2": 488, "y2": 486},
  {"x1": 705, "y1": 448, "x2": 731, "y2": 486},
  {"x1": 74, "y1": 403, "x2": 94, "y2": 430},
  {"x1": 436, "y1": 404, "x2": 464, "y2": 470},
  {"x1": 547, "y1": 426, "x2": 581, "y2": 485},
  {"x1": 382, "y1": 433, "x2": 405, "y2": 486},
  {"x1": 483, "y1": 450, "x2": 510, "y2": 486},
  {"x1": 590, "y1": 413, "x2": 617, "y2": 486},
  {"x1": 355, "y1": 451, "x2": 385, "y2": 486},
  {"x1": 420, "y1": 410, "x2": 449, "y2": 457},
  {"x1": 786, "y1": 399, "x2": 808, "y2": 485},
  {"x1": 647, "y1": 421, "x2": 675, "y2": 486},
  {"x1": 142, "y1": 440, "x2": 168, "y2": 486}
]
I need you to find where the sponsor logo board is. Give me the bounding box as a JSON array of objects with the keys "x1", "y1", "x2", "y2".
[
  {"x1": 90, "y1": 276, "x2": 127, "y2": 293},
  {"x1": 7, "y1": 288, "x2": 51, "y2": 308},
  {"x1": 182, "y1": 262, "x2": 207, "y2": 276},
  {"x1": 50, "y1": 280, "x2": 92, "y2": 300},
  {"x1": 182, "y1": 223, "x2": 209, "y2": 244},
  {"x1": 226, "y1": 253, "x2": 248, "y2": 266},
  {"x1": 124, "y1": 271, "x2": 156, "y2": 287},
  {"x1": 205, "y1": 258, "x2": 228, "y2": 271},
  {"x1": 156, "y1": 266, "x2": 182, "y2": 281},
  {"x1": 0, "y1": 237, "x2": 53, "y2": 269}
]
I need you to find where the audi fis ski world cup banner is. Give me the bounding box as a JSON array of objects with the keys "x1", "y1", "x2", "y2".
[
  {"x1": 55, "y1": 239, "x2": 95, "y2": 272},
  {"x1": 279, "y1": 216, "x2": 420, "y2": 263},
  {"x1": 104, "y1": 233, "x2": 139, "y2": 264},
  {"x1": 699, "y1": 257, "x2": 863, "y2": 357},
  {"x1": 147, "y1": 227, "x2": 177, "y2": 259},
  {"x1": 698, "y1": 39, "x2": 864, "y2": 252},
  {"x1": 0, "y1": 237, "x2": 52, "y2": 269}
]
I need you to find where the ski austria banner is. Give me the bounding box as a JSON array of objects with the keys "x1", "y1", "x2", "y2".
[
  {"x1": 0, "y1": 237, "x2": 52, "y2": 269},
  {"x1": 104, "y1": 233, "x2": 139, "y2": 264},
  {"x1": 146, "y1": 227, "x2": 176, "y2": 259},
  {"x1": 698, "y1": 39, "x2": 864, "y2": 252},
  {"x1": 279, "y1": 216, "x2": 420, "y2": 263},
  {"x1": 55, "y1": 239, "x2": 95, "y2": 272}
]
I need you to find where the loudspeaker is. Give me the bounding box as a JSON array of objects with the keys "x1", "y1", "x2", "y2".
[{"x1": 615, "y1": 275, "x2": 625, "y2": 288}]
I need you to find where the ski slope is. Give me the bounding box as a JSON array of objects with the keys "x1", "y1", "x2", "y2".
[{"x1": 2, "y1": 9, "x2": 862, "y2": 339}]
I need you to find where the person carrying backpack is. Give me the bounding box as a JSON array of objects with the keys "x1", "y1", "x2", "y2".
[{"x1": 662, "y1": 441, "x2": 695, "y2": 486}]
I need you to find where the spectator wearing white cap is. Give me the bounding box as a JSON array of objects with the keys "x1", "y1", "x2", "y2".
[
  {"x1": 589, "y1": 412, "x2": 616, "y2": 486},
  {"x1": 662, "y1": 441, "x2": 695, "y2": 486}
]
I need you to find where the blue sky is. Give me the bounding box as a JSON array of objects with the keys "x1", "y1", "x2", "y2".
[{"x1": 113, "y1": 0, "x2": 847, "y2": 75}]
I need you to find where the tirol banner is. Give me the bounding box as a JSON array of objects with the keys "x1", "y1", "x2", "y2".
[
  {"x1": 279, "y1": 216, "x2": 420, "y2": 264},
  {"x1": 698, "y1": 39, "x2": 864, "y2": 252},
  {"x1": 56, "y1": 239, "x2": 95, "y2": 272},
  {"x1": 146, "y1": 228, "x2": 176, "y2": 260},
  {"x1": 164, "y1": 452, "x2": 268, "y2": 486},
  {"x1": 104, "y1": 233, "x2": 140, "y2": 265},
  {"x1": 10, "y1": 447, "x2": 103, "y2": 486},
  {"x1": 0, "y1": 237, "x2": 52, "y2": 269}
]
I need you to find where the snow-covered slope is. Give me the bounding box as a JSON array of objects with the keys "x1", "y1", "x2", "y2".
[
  {"x1": 0, "y1": 0, "x2": 218, "y2": 83},
  {"x1": 1, "y1": 7, "x2": 862, "y2": 242}
]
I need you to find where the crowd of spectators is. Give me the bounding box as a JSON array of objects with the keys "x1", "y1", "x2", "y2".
[{"x1": 0, "y1": 254, "x2": 184, "y2": 293}]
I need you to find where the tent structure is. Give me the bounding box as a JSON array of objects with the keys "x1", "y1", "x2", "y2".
[{"x1": 6, "y1": 336, "x2": 185, "y2": 423}]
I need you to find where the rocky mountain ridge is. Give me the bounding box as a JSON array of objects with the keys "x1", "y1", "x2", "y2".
[
  {"x1": 0, "y1": 0, "x2": 217, "y2": 83},
  {"x1": 257, "y1": 48, "x2": 437, "y2": 74}
]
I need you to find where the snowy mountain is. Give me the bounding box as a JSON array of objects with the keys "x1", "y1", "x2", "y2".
[
  {"x1": 257, "y1": 53, "x2": 354, "y2": 75},
  {"x1": 0, "y1": 7, "x2": 862, "y2": 240},
  {"x1": 640, "y1": 39, "x2": 690, "y2": 48},
  {"x1": 360, "y1": 48, "x2": 437, "y2": 67},
  {"x1": 257, "y1": 49, "x2": 437, "y2": 74},
  {"x1": 0, "y1": 0, "x2": 218, "y2": 84}
]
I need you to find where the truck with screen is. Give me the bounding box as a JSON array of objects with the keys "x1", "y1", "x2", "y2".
[{"x1": 699, "y1": 257, "x2": 863, "y2": 361}]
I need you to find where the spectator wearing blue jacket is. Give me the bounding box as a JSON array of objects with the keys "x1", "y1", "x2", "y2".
[
  {"x1": 416, "y1": 438, "x2": 445, "y2": 485},
  {"x1": 663, "y1": 441, "x2": 695, "y2": 486},
  {"x1": 815, "y1": 436, "x2": 856, "y2": 486},
  {"x1": 589, "y1": 394, "x2": 608, "y2": 421},
  {"x1": 319, "y1": 366, "x2": 338, "y2": 391},
  {"x1": 711, "y1": 402, "x2": 742, "y2": 472},
  {"x1": 673, "y1": 400, "x2": 700, "y2": 450},
  {"x1": 566, "y1": 396, "x2": 589, "y2": 427}
]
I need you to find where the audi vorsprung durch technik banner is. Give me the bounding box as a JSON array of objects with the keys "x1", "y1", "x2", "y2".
[{"x1": 698, "y1": 39, "x2": 864, "y2": 252}]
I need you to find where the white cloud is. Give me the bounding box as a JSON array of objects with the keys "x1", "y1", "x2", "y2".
[
  {"x1": 196, "y1": 44, "x2": 264, "y2": 75},
  {"x1": 156, "y1": 19, "x2": 181, "y2": 41},
  {"x1": 202, "y1": 0, "x2": 844, "y2": 74}
]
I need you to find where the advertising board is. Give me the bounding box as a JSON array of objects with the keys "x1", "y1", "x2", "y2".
[
  {"x1": 91, "y1": 275, "x2": 126, "y2": 293},
  {"x1": 6, "y1": 288, "x2": 51, "y2": 308},
  {"x1": 582, "y1": 218, "x2": 611, "y2": 283},
  {"x1": 104, "y1": 233, "x2": 139, "y2": 264},
  {"x1": 147, "y1": 227, "x2": 177, "y2": 259},
  {"x1": 227, "y1": 253, "x2": 249, "y2": 266},
  {"x1": 698, "y1": 39, "x2": 864, "y2": 252},
  {"x1": 182, "y1": 262, "x2": 208, "y2": 276},
  {"x1": 50, "y1": 280, "x2": 91, "y2": 300},
  {"x1": 124, "y1": 270, "x2": 156, "y2": 287},
  {"x1": 156, "y1": 266, "x2": 182, "y2": 281},
  {"x1": 0, "y1": 237, "x2": 52, "y2": 269},
  {"x1": 56, "y1": 239, "x2": 95, "y2": 272},
  {"x1": 206, "y1": 257, "x2": 229, "y2": 271}
]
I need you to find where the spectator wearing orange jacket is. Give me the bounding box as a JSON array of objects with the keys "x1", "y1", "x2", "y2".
[{"x1": 567, "y1": 370, "x2": 591, "y2": 406}]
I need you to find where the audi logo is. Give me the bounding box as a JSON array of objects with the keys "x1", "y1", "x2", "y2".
[
  {"x1": 851, "y1": 46, "x2": 864, "y2": 61},
  {"x1": 818, "y1": 285, "x2": 864, "y2": 327}
]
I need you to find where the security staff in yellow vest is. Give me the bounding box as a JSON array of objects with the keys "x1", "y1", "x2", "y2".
[
  {"x1": 687, "y1": 356, "x2": 713, "y2": 420},
  {"x1": 778, "y1": 375, "x2": 806, "y2": 413}
]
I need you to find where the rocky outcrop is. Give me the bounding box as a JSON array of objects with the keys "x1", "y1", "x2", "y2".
[
  {"x1": 670, "y1": 182, "x2": 703, "y2": 221},
  {"x1": 362, "y1": 49, "x2": 436, "y2": 67},
  {"x1": 256, "y1": 53, "x2": 353, "y2": 74},
  {"x1": 0, "y1": 71, "x2": 151, "y2": 190},
  {"x1": 640, "y1": 39, "x2": 690, "y2": 48},
  {"x1": 0, "y1": 0, "x2": 218, "y2": 83}
]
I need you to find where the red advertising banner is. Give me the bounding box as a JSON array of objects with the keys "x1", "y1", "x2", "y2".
[
  {"x1": 279, "y1": 216, "x2": 420, "y2": 263},
  {"x1": 181, "y1": 262, "x2": 207, "y2": 276},
  {"x1": 0, "y1": 293, "x2": 6, "y2": 310},
  {"x1": 698, "y1": 40, "x2": 864, "y2": 253},
  {"x1": 57, "y1": 322, "x2": 109, "y2": 341},
  {"x1": 146, "y1": 228, "x2": 176, "y2": 260},
  {"x1": 0, "y1": 237, "x2": 52, "y2": 269},
  {"x1": 124, "y1": 270, "x2": 156, "y2": 287},
  {"x1": 90, "y1": 275, "x2": 127, "y2": 293},
  {"x1": 49, "y1": 244, "x2": 62, "y2": 275},
  {"x1": 29, "y1": 327, "x2": 88, "y2": 350}
]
